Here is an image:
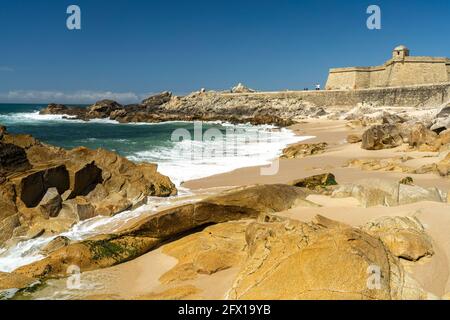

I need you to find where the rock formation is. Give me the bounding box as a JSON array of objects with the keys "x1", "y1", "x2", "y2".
[
  {"x1": 0, "y1": 127, "x2": 176, "y2": 247},
  {"x1": 281, "y1": 142, "x2": 328, "y2": 159},
  {"x1": 228, "y1": 215, "x2": 431, "y2": 300}
]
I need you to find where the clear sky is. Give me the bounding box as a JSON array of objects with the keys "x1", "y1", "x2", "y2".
[{"x1": 0, "y1": 0, "x2": 449, "y2": 103}]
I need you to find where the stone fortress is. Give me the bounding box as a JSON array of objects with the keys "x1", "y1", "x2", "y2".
[{"x1": 325, "y1": 46, "x2": 450, "y2": 90}]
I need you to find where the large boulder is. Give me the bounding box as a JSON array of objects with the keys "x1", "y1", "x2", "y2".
[
  {"x1": 37, "y1": 188, "x2": 62, "y2": 218},
  {"x1": 361, "y1": 124, "x2": 403, "y2": 150},
  {"x1": 58, "y1": 197, "x2": 96, "y2": 222},
  {"x1": 281, "y1": 142, "x2": 328, "y2": 159},
  {"x1": 408, "y1": 123, "x2": 440, "y2": 151},
  {"x1": 87, "y1": 100, "x2": 123, "y2": 118},
  {"x1": 332, "y1": 179, "x2": 446, "y2": 207},
  {"x1": 362, "y1": 216, "x2": 434, "y2": 262},
  {"x1": 228, "y1": 215, "x2": 429, "y2": 300},
  {"x1": 430, "y1": 103, "x2": 450, "y2": 132},
  {"x1": 289, "y1": 173, "x2": 337, "y2": 192}
]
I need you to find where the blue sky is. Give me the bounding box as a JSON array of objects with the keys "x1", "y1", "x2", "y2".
[{"x1": 0, "y1": 0, "x2": 449, "y2": 103}]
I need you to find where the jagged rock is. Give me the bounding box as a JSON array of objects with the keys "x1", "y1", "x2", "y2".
[
  {"x1": 0, "y1": 214, "x2": 20, "y2": 245},
  {"x1": 87, "y1": 100, "x2": 123, "y2": 118},
  {"x1": 38, "y1": 103, "x2": 69, "y2": 115},
  {"x1": 362, "y1": 216, "x2": 434, "y2": 261},
  {"x1": 281, "y1": 142, "x2": 328, "y2": 159},
  {"x1": 58, "y1": 197, "x2": 96, "y2": 222},
  {"x1": 430, "y1": 103, "x2": 450, "y2": 132},
  {"x1": 40, "y1": 236, "x2": 72, "y2": 255},
  {"x1": 382, "y1": 112, "x2": 406, "y2": 125},
  {"x1": 347, "y1": 134, "x2": 362, "y2": 144},
  {"x1": 37, "y1": 188, "x2": 62, "y2": 218},
  {"x1": 93, "y1": 193, "x2": 132, "y2": 216},
  {"x1": 332, "y1": 179, "x2": 445, "y2": 207},
  {"x1": 0, "y1": 128, "x2": 177, "y2": 247},
  {"x1": 0, "y1": 142, "x2": 31, "y2": 175},
  {"x1": 141, "y1": 91, "x2": 172, "y2": 108},
  {"x1": 290, "y1": 173, "x2": 337, "y2": 191},
  {"x1": 228, "y1": 215, "x2": 429, "y2": 300},
  {"x1": 66, "y1": 161, "x2": 103, "y2": 198},
  {"x1": 361, "y1": 124, "x2": 403, "y2": 150},
  {"x1": 436, "y1": 152, "x2": 450, "y2": 177},
  {"x1": 231, "y1": 83, "x2": 255, "y2": 93},
  {"x1": 408, "y1": 123, "x2": 440, "y2": 151},
  {"x1": 12, "y1": 165, "x2": 69, "y2": 208}
]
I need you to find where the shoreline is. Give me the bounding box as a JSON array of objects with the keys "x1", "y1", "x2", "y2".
[{"x1": 18, "y1": 116, "x2": 448, "y2": 300}]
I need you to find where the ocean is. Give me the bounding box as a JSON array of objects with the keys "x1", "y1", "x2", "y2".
[{"x1": 0, "y1": 103, "x2": 312, "y2": 272}]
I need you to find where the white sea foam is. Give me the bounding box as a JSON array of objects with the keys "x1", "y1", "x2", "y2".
[{"x1": 129, "y1": 125, "x2": 313, "y2": 185}]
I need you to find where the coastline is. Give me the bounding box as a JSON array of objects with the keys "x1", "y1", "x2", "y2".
[
  {"x1": 2, "y1": 98, "x2": 450, "y2": 300},
  {"x1": 19, "y1": 117, "x2": 448, "y2": 300}
]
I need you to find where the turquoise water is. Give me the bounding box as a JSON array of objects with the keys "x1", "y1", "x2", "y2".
[{"x1": 0, "y1": 103, "x2": 306, "y2": 184}]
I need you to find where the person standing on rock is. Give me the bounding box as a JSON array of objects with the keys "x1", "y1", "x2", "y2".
[{"x1": 315, "y1": 83, "x2": 321, "y2": 90}]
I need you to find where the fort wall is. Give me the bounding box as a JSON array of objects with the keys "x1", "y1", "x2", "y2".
[
  {"x1": 227, "y1": 82, "x2": 450, "y2": 109},
  {"x1": 325, "y1": 47, "x2": 450, "y2": 90}
]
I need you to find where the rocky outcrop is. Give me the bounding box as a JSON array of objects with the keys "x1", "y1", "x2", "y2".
[
  {"x1": 281, "y1": 142, "x2": 328, "y2": 159},
  {"x1": 141, "y1": 91, "x2": 172, "y2": 108},
  {"x1": 39, "y1": 90, "x2": 330, "y2": 126},
  {"x1": 0, "y1": 142, "x2": 31, "y2": 178},
  {"x1": 332, "y1": 179, "x2": 447, "y2": 207},
  {"x1": 228, "y1": 215, "x2": 430, "y2": 300},
  {"x1": 289, "y1": 173, "x2": 337, "y2": 192},
  {"x1": 361, "y1": 124, "x2": 404, "y2": 150},
  {"x1": 362, "y1": 216, "x2": 434, "y2": 262},
  {"x1": 12, "y1": 184, "x2": 310, "y2": 279},
  {"x1": 430, "y1": 103, "x2": 450, "y2": 133},
  {"x1": 408, "y1": 123, "x2": 441, "y2": 151},
  {"x1": 0, "y1": 129, "x2": 177, "y2": 247},
  {"x1": 231, "y1": 83, "x2": 255, "y2": 94},
  {"x1": 86, "y1": 100, "x2": 123, "y2": 119}
]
